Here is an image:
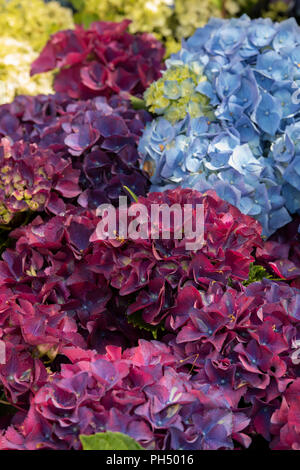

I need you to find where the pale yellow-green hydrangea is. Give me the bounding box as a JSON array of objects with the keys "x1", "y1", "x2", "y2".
[
  {"x1": 72, "y1": 0, "x2": 173, "y2": 37},
  {"x1": 144, "y1": 64, "x2": 214, "y2": 123},
  {"x1": 174, "y1": 0, "x2": 223, "y2": 41},
  {"x1": 175, "y1": 0, "x2": 290, "y2": 41},
  {"x1": 0, "y1": 37, "x2": 54, "y2": 105},
  {"x1": 69, "y1": 0, "x2": 291, "y2": 58},
  {"x1": 262, "y1": 1, "x2": 289, "y2": 20},
  {"x1": 0, "y1": 0, "x2": 74, "y2": 52},
  {"x1": 70, "y1": 0, "x2": 222, "y2": 55}
]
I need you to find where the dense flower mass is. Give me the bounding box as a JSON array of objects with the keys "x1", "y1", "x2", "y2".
[
  {"x1": 0, "y1": 180, "x2": 298, "y2": 450},
  {"x1": 30, "y1": 20, "x2": 165, "y2": 100},
  {"x1": 0, "y1": 37, "x2": 54, "y2": 105},
  {"x1": 140, "y1": 16, "x2": 300, "y2": 236},
  {"x1": 0, "y1": 340, "x2": 252, "y2": 450},
  {"x1": 0, "y1": 0, "x2": 74, "y2": 52},
  {"x1": 0, "y1": 0, "x2": 73, "y2": 104},
  {"x1": 163, "y1": 277, "x2": 300, "y2": 448},
  {"x1": 0, "y1": 207, "x2": 148, "y2": 355},
  {"x1": 66, "y1": 0, "x2": 292, "y2": 56},
  {"x1": 0, "y1": 0, "x2": 73, "y2": 105},
  {"x1": 144, "y1": 65, "x2": 214, "y2": 122},
  {"x1": 1, "y1": 274, "x2": 299, "y2": 449},
  {"x1": 90, "y1": 188, "x2": 262, "y2": 325},
  {"x1": 139, "y1": 115, "x2": 291, "y2": 237},
  {"x1": 163, "y1": 15, "x2": 300, "y2": 139},
  {"x1": 165, "y1": 278, "x2": 300, "y2": 398},
  {"x1": 0, "y1": 3, "x2": 300, "y2": 452},
  {"x1": 256, "y1": 215, "x2": 300, "y2": 287},
  {"x1": 0, "y1": 137, "x2": 80, "y2": 224},
  {"x1": 0, "y1": 94, "x2": 151, "y2": 209}
]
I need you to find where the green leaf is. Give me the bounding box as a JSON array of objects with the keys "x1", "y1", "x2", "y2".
[
  {"x1": 129, "y1": 96, "x2": 147, "y2": 111},
  {"x1": 243, "y1": 263, "x2": 285, "y2": 286},
  {"x1": 127, "y1": 310, "x2": 164, "y2": 340},
  {"x1": 80, "y1": 431, "x2": 143, "y2": 450}
]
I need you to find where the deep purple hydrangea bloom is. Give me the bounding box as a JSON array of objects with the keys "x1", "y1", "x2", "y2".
[
  {"x1": 0, "y1": 95, "x2": 151, "y2": 211},
  {"x1": 165, "y1": 278, "x2": 299, "y2": 393},
  {"x1": 0, "y1": 93, "x2": 72, "y2": 143},
  {"x1": 30, "y1": 20, "x2": 165, "y2": 100},
  {"x1": 0, "y1": 94, "x2": 151, "y2": 209},
  {"x1": 161, "y1": 277, "x2": 300, "y2": 447}
]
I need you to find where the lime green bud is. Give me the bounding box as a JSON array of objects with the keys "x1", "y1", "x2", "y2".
[
  {"x1": 174, "y1": 0, "x2": 222, "y2": 40},
  {"x1": 26, "y1": 200, "x2": 40, "y2": 211}
]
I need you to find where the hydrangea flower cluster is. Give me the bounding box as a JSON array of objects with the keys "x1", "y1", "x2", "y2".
[
  {"x1": 0, "y1": 270, "x2": 299, "y2": 449},
  {"x1": 0, "y1": 5, "x2": 299, "y2": 451},
  {"x1": 0, "y1": 283, "x2": 85, "y2": 405},
  {"x1": 164, "y1": 278, "x2": 300, "y2": 449},
  {"x1": 66, "y1": 0, "x2": 291, "y2": 57},
  {"x1": 165, "y1": 278, "x2": 300, "y2": 395},
  {"x1": 139, "y1": 115, "x2": 291, "y2": 237},
  {"x1": 0, "y1": 93, "x2": 152, "y2": 214},
  {"x1": 31, "y1": 20, "x2": 165, "y2": 100},
  {"x1": 144, "y1": 65, "x2": 214, "y2": 123},
  {"x1": 0, "y1": 93, "x2": 79, "y2": 142},
  {"x1": 0, "y1": 137, "x2": 80, "y2": 224},
  {"x1": 0, "y1": 37, "x2": 54, "y2": 105},
  {"x1": 0, "y1": 340, "x2": 252, "y2": 450},
  {"x1": 140, "y1": 16, "x2": 300, "y2": 236},
  {"x1": 256, "y1": 215, "x2": 300, "y2": 287},
  {"x1": 0, "y1": 185, "x2": 298, "y2": 449},
  {"x1": 0, "y1": 0, "x2": 74, "y2": 52},
  {"x1": 0, "y1": 0, "x2": 74, "y2": 104},
  {"x1": 0, "y1": 207, "x2": 147, "y2": 354},
  {"x1": 90, "y1": 188, "x2": 262, "y2": 325}
]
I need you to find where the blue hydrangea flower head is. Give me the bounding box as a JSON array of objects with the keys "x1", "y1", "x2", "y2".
[{"x1": 140, "y1": 16, "x2": 300, "y2": 237}]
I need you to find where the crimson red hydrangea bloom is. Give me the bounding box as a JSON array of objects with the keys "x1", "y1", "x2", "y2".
[
  {"x1": 0, "y1": 340, "x2": 250, "y2": 450},
  {"x1": 30, "y1": 20, "x2": 165, "y2": 100},
  {"x1": 90, "y1": 188, "x2": 262, "y2": 325},
  {"x1": 270, "y1": 379, "x2": 300, "y2": 450},
  {"x1": 0, "y1": 138, "x2": 80, "y2": 224},
  {"x1": 0, "y1": 186, "x2": 298, "y2": 449},
  {"x1": 256, "y1": 216, "x2": 300, "y2": 288},
  {"x1": 0, "y1": 208, "x2": 150, "y2": 353},
  {"x1": 0, "y1": 285, "x2": 86, "y2": 359},
  {"x1": 0, "y1": 338, "x2": 48, "y2": 405}
]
